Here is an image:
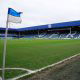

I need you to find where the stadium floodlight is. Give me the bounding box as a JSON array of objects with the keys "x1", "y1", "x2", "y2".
[{"x1": 2, "y1": 8, "x2": 22, "y2": 80}]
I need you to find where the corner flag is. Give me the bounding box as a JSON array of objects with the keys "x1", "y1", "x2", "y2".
[
  {"x1": 2, "y1": 8, "x2": 22, "y2": 80},
  {"x1": 8, "y1": 8, "x2": 22, "y2": 23}
]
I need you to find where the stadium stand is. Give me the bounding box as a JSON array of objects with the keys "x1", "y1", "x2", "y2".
[{"x1": 0, "y1": 20, "x2": 80, "y2": 39}]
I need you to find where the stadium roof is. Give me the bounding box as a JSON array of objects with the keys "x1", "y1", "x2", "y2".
[
  {"x1": 18, "y1": 20, "x2": 80, "y2": 31},
  {"x1": 0, "y1": 20, "x2": 80, "y2": 31},
  {"x1": 0, "y1": 27, "x2": 17, "y2": 31}
]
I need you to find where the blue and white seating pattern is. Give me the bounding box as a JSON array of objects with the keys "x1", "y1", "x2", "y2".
[{"x1": 0, "y1": 33, "x2": 80, "y2": 39}]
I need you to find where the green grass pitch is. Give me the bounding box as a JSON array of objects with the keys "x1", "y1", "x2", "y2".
[{"x1": 0, "y1": 39, "x2": 80, "y2": 70}]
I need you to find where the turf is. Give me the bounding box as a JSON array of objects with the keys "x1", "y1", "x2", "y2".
[
  {"x1": 0, "y1": 70, "x2": 27, "y2": 79},
  {"x1": 0, "y1": 39, "x2": 80, "y2": 70}
]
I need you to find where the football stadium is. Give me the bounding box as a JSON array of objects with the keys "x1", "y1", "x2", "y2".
[
  {"x1": 0, "y1": 0, "x2": 80, "y2": 80},
  {"x1": 0, "y1": 20, "x2": 80, "y2": 80}
]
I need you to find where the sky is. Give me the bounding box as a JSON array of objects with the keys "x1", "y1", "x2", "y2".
[{"x1": 0, "y1": 0, "x2": 80, "y2": 28}]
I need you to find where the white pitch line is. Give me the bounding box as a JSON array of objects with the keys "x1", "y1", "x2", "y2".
[
  {"x1": 0, "y1": 68, "x2": 33, "y2": 73},
  {"x1": 8, "y1": 71, "x2": 35, "y2": 80},
  {"x1": 11, "y1": 53, "x2": 80, "y2": 80},
  {"x1": 35, "y1": 53, "x2": 80, "y2": 72}
]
